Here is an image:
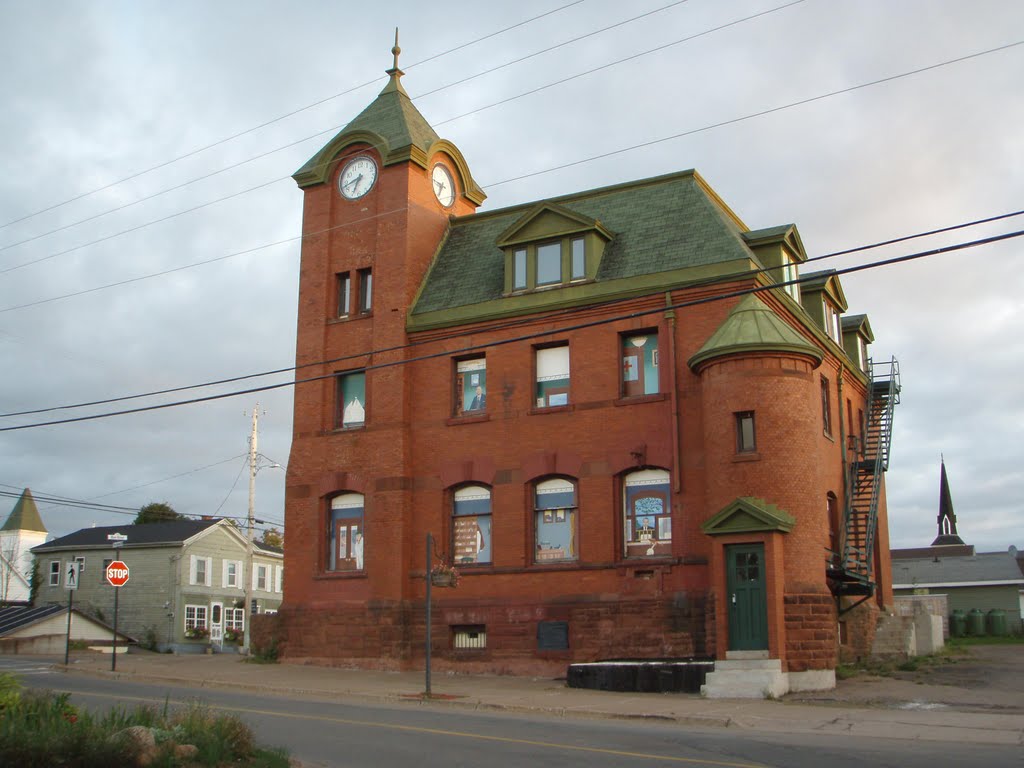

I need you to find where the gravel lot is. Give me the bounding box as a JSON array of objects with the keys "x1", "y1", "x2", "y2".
[{"x1": 785, "y1": 643, "x2": 1024, "y2": 713}]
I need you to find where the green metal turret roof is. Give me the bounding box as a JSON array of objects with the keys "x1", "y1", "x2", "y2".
[
  {"x1": 1, "y1": 488, "x2": 46, "y2": 533},
  {"x1": 687, "y1": 293, "x2": 823, "y2": 371}
]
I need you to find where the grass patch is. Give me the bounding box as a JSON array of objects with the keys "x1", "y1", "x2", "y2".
[
  {"x1": 0, "y1": 673, "x2": 289, "y2": 767},
  {"x1": 949, "y1": 635, "x2": 1024, "y2": 647}
]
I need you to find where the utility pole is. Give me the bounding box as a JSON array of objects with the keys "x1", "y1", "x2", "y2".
[{"x1": 241, "y1": 404, "x2": 258, "y2": 655}]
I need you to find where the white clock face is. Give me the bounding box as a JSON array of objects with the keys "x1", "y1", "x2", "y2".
[
  {"x1": 339, "y1": 156, "x2": 378, "y2": 200},
  {"x1": 431, "y1": 164, "x2": 455, "y2": 207}
]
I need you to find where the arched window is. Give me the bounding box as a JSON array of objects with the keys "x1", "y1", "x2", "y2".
[
  {"x1": 623, "y1": 469, "x2": 671, "y2": 558},
  {"x1": 534, "y1": 478, "x2": 577, "y2": 563},
  {"x1": 452, "y1": 486, "x2": 492, "y2": 565},
  {"x1": 329, "y1": 493, "x2": 364, "y2": 571}
]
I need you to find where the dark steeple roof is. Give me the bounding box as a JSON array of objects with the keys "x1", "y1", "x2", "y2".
[
  {"x1": 932, "y1": 458, "x2": 965, "y2": 546},
  {"x1": 1, "y1": 488, "x2": 46, "y2": 533}
]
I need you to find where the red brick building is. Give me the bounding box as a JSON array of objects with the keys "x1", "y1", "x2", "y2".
[{"x1": 272, "y1": 48, "x2": 899, "y2": 696}]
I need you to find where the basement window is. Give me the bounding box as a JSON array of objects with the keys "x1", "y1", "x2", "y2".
[{"x1": 452, "y1": 625, "x2": 487, "y2": 650}]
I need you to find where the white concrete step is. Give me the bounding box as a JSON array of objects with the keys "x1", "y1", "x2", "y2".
[{"x1": 701, "y1": 659, "x2": 789, "y2": 699}]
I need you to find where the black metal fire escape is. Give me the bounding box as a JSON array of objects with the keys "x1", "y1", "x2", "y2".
[{"x1": 829, "y1": 357, "x2": 900, "y2": 598}]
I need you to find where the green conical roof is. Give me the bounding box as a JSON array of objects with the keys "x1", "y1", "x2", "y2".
[
  {"x1": 2, "y1": 488, "x2": 46, "y2": 533},
  {"x1": 292, "y1": 56, "x2": 439, "y2": 187},
  {"x1": 688, "y1": 293, "x2": 823, "y2": 371}
]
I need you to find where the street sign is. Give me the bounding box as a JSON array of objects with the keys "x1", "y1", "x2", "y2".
[
  {"x1": 105, "y1": 560, "x2": 130, "y2": 587},
  {"x1": 64, "y1": 561, "x2": 81, "y2": 590},
  {"x1": 107, "y1": 533, "x2": 128, "y2": 548}
]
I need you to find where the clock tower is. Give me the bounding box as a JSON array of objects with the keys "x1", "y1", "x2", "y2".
[{"x1": 284, "y1": 35, "x2": 486, "y2": 619}]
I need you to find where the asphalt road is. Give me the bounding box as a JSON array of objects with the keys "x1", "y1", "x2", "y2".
[{"x1": 5, "y1": 660, "x2": 1021, "y2": 768}]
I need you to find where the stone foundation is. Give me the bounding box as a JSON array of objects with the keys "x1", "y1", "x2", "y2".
[{"x1": 259, "y1": 593, "x2": 708, "y2": 676}]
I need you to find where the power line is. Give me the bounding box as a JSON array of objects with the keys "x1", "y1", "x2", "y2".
[
  {"x1": 1, "y1": 0, "x2": 707, "y2": 273},
  {"x1": 0, "y1": 489, "x2": 284, "y2": 529},
  {"x1": 0, "y1": 0, "x2": 587, "y2": 233},
  {"x1": 2, "y1": 33, "x2": 1018, "y2": 301},
  {"x1": 2, "y1": 208, "x2": 1020, "y2": 419},
  {"x1": 484, "y1": 38, "x2": 1024, "y2": 188},
  {"x1": 2, "y1": 227, "x2": 1020, "y2": 433}
]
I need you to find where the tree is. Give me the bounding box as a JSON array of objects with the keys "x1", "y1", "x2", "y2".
[
  {"x1": 258, "y1": 528, "x2": 283, "y2": 549},
  {"x1": 134, "y1": 502, "x2": 184, "y2": 525}
]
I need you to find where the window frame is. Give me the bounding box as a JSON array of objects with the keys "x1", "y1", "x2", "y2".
[
  {"x1": 190, "y1": 555, "x2": 212, "y2": 586},
  {"x1": 533, "y1": 477, "x2": 578, "y2": 564},
  {"x1": 335, "y1": 370, "x2": 367, "y2": 429},
  {"x1": 453, "y1": 356, "x2": 487, "y2": 417},
  {"x1": 225, "y1": 607, "x2": 245, "y2": 633},
  {"x1": 334, "y1": 268, "x2": 372, "y2": 319},
  {"x1": 823, "y1": 298, "x2": 842, "y2": 343},
  {"x1": 329, "y1": 492, "x2": 365, "y2": 573},
  {"x1": 336, "y1": 272, "x2": 351, "y2": 317},
  {"x1": 253, "y1": 563, "x2": 269, "y2": 592},
  {"x1": 357, "y1": 267, "x2": 373, "y2": 314},
  {"x1": 49, "y1": 560, "x2": 60, "y2": 586},
  {"x1": 507, "y1": 237, "x2": 590, "y2": 293},
  {"x1": 223, "y1": 559, "x2": 241, "y2": 589},
  {"x1": 735, "y1": 411, "x2": 756, "y2": 453},
  {"x1": 451, "y1": 485, "x2": 493, "y2": 566},
  {"x1": 782, "y1": 253, "x2": 800, "y2": 302},
  {"x1": 620, "y1": 330, "x2": 660, "y2": 398},
  {"x1": 184, "y1": 605, "x2": 208, "y2": 633},
  {"x1": 820, "y1": 376, "x2": 833, "y2": 437},
  {"x1": 534, "y1": 344, "x2": 570, "y2": 410},
  {"x1": 622, "y1": 469, "x2": 672, "y2": 559}
]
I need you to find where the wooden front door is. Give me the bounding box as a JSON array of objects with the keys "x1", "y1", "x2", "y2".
[{"x1": 726, "y1": 544, "x2": 768, "y2": 651}]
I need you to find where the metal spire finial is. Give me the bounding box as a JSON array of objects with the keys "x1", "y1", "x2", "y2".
[{"x1": 391, "y1": 28, "x2": 401, "y2": 70}]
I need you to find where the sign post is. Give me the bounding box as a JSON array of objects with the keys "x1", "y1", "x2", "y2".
[
  {"x1": 63, "y1": 561, "x2": 80, "y2": 665},
  {"x1": 105, "y1": 556, "x2": 129, "y2": 672}
]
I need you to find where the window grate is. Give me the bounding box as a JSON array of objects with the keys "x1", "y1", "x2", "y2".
[{"x1": 452, "y1": 625, "x2": 486, "y2": 649}]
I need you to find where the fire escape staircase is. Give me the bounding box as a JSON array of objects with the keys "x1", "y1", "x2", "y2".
[{"x1": 829, "y1": 357, "x2": 900, "y2": 598}]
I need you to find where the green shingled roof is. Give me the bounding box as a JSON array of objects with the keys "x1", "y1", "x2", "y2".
[
  {"x1": 687, "y1": 293, "x2": 823, "y2": 371},
  {"x1": 293, "y1": 68, "x2": 440, "y2": 186},
  {"x1": 2, "y1": 488, "x2": 45, "y2": 533},
  {"x1": 411, "y1": 170, "x2": 755, "y2": 319}
]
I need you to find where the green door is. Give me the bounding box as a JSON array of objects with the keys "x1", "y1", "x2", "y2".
[{"x1": 726, "y1": 544, "x2": 768, "y2": 651}]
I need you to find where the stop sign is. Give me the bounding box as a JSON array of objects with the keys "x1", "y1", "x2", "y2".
[{"x1": 105, "y1": 560, "x2": 130, "y2": 587}]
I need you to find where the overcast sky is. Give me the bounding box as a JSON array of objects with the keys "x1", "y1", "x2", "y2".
[{"x1": 1, "y1": 0, "x2": 1021, "y2": 554}]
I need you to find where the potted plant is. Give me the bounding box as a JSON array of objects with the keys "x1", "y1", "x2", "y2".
[
  {"x1": 430, "y1": 561, "x2": 459, "y2": 588},
  {"x1": 184, "y1": 625, "x2": 210, "y2": 640},
  {"x1": 223, "y1": 628, "x2": 242, "y2": 644}
]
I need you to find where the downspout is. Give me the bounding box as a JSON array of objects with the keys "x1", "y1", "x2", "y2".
[{"x1": 665, "y1": 293, "x2": 682, "y2": 494}]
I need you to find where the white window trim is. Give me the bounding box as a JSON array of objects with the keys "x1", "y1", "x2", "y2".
[
  {"x1": 184, "y1": 604, "x2": 208, "y2": 631},
  {"x1": 49, "y1": 560, "x2": 61, "y2": 586},
  {"x1": 222, "y1": 559, "x2": 243, "y2": 589},
  {"x1": 190, "y1": 555, "x2": 212, "y2": 586},
  {"x1": 253, "y1": 563, "x2": 269, "y2": 592}
]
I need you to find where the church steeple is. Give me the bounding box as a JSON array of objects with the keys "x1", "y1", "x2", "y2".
[{"x1": 932, "y1": 457, "x2": 965, "y2": 546}]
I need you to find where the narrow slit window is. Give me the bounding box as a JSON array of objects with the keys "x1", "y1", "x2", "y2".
[
  {"x1": 357, "y1": 268, "x2": 372, "y2": 313},
  {"x1": 735, "y1": 411, "x2": 756, "y2": 453},
  {"x1": 337, "y1": 272, "x2": 351, "y2": 317}
]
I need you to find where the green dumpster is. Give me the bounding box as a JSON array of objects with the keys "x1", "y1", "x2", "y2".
[
  {"x1": 949, "y1": 609, "x2": 967, "y2": 638},
  {"x1": 967, "y1": 608, "x2": 987, "y2": 636},
  {"x1": 987, "y1": 609, "x2": 1008, "y2": 637}
]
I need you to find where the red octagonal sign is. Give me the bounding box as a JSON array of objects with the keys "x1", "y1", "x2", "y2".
[{"x1": 105, "y1": 560, "x2": 129, "y2": 587}]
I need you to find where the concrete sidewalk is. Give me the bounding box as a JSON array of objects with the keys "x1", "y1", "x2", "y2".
[{"x1": 57, "y1": 651, "x2": 1024, "y2": 747}]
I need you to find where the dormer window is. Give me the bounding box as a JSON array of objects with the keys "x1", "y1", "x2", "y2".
[
  {"x1": 782, "y1": 253, "x2": 800, "y2": 302},
  {"x1": 823, "y1": 299, "x2": 841, "y2": 343},
  {"x1": 508, "y1": 237, "x2": 589, "y2": 293},
  {"x1": 498, "y1": 203, "x2": 613, "y2": 295}
]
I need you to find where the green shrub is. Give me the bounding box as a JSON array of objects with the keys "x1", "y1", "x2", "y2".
[
  {"x1": 0, "y1": 673, "x2": 21, "y2": 712},
  {"x1": 0, "y1": 688, "x2": 289, "y2": 767}
]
